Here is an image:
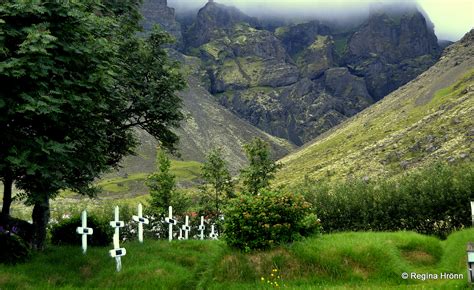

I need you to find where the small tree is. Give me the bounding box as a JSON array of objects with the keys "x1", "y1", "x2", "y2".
[
  {"x1": 201, "y1": 148, "x2": 234, "y2": 222},
  {"x1": 240, "y1": 138, "x2": 282, "y2": 195},
  {"x1": 147, "y1": 150, "x2": 176, "y2": 218},
  {"x1": 146, "y1": 150, "x2": 191, "y2": 238}
]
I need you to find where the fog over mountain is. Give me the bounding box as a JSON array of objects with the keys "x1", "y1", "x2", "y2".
[{"x1": 168, "y1": 0, "x2": 473, "y2": 40}]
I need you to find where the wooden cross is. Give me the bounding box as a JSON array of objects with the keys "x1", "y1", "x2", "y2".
[
  {"x1": 109, "y1": 206, "x2": 126, "y2": 272},
  {"x1": 198, "y1": 216, "x2": 205, "y2": 240},
  {"x1": 76, "y1": 210, "x2": 93, "y2": 254},
  {"x1": 132, "y1": 203, "x2": 149, "y2": 243},
  {"x1": 164, "y1": 206, "x2": 177, "y2": 241},
  {"x1": 210, "y1": 224, "x2": 218, "y2": 240},
  {"x1": 178, "y1": 228, "x2": 184, "y2": 240},
  {"x1": 181, "y1": 215, "x2": 191, "y2": 240}
]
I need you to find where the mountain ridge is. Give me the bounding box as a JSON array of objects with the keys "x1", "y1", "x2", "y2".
[{"x1": 275, "y1": 29, "x2": 473, "y2": 185}]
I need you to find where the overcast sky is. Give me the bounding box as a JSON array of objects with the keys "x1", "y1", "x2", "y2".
[{"x1": 168, "y1": 0, "x2": 474, "y2": 41}]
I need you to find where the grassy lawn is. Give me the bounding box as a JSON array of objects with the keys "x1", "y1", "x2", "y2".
[{"x1": 1, "y1": 229, "x2": 473, "y2": 289}]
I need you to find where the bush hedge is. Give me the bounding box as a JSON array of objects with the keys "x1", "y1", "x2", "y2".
[
  {"x1": 0, "y1": 232, "x2": 31, "y2": 264},
  {"x1": 50, "y1": 214, "x2": 113, "y2": 246},
  {"x1": 223, "y1": 190, "x2": 321, "y2": 250},
  {"x1": 295, "y1": 162, "x2": 474, "y2": 238}
]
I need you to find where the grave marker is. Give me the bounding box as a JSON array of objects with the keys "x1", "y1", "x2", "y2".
[
  {"x1": 132, "y1": 203, "x2": 149, "y2": 243},
  {"x1": 178, "y1": 228, "x2": 184, "y2": 240},
  {"x1": 76, "y1": 210, "x2": 93, "y2": 254},
  {"x1": 210, "y1": 224, "x2": 218, "y2": 240},
  {"x1": 109, "y1": 206, "x2": 126, "y2": 272},
  {"x1": 198, "y1": 216, "x2": 205, "y2": 240},
  {"x1": 181, "y1": 215, "x2": 191, "y2": 240},
  {"x1": 470, "y1": 201, "x2": 474, "y2": 226},
  {"x1": 164, "y1": 206, "x2": 177, "y2": 241}
]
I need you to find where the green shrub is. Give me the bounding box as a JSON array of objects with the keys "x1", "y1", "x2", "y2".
[
  {"x1": 50, "y1": 214, "x2": 113, "y2": 246},
  {"x1": 0, "y1": 232, "x2": 31, "y2": 264},
  {"x1": 296, "y1": 162, "x2": 474, "y2": 238},
  {"x1": 223, "y1": 190, "x2": 321, "y2": 250}
]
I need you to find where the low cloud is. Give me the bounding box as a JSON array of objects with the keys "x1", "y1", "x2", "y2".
[{"x1": 167, "y1": 0, "x2": 473, "y2": 41}]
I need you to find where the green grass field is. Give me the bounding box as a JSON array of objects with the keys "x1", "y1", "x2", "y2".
[{"x1": 2, "y1": 229, "x2": 473, "y2": 289}]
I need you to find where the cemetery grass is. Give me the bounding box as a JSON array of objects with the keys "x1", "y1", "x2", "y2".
[{"x1": 1, "y1": 229, "x2": 473, "y2": 289}]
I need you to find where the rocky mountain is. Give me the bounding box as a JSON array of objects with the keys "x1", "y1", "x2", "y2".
[
  {"x1": 113, "y1": 51, "x2": 295, "y2": 177},
  {"x1": 344, "y1": 8, "x2": 441, "y2": 100},
  {"x1": 159, "y1": 1, "x2": 441, "y2": 145},
  {"x1": 184, "y1": 0, "x2": 259, "y2": 49},
  {"x1": 134, "y1": 0, "x2": 446, "y2": 168},
  {"x1": 276, "y1": 30, "x2": 473, "y2": 185}
]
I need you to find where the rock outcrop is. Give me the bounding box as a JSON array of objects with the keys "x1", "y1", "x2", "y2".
[
  {"x1": 141, "y1": 0, "x2": 183, "y2": 49},
  {"x1": 199, "y1": 23, "x2": 299, "y2": 93},
  {"x1": 184, "y1": 1, "x2": 259, "y2": 49},
  {"x1": 345, "y1": 8, "x2": 441, "y2": 100}
]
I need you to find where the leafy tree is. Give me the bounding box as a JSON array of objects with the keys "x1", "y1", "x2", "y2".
[
  {"x1": 0, "y1": 1, "x2": 184, "y2": 249},
  {"x1": 201, "y1": 148, "x2": 234, "y2": 222},
  {"x1": 240, "y1": 138, "x2": 282, "y2": 195},
  {"x1": 146, "y1": 150, "x2": 191, "y2": 238},
  {"x1": 147, "y1": 150, "x2": 176, "y2": 217}
]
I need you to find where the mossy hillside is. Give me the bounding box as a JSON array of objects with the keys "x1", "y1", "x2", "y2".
[
  {"x1": 276, "y1": 48, "x2": 474, "y2": 187},
  {"x1": 97, "y1": 160, "x2": 202, "y2": 195},
  {"x1": 1, "y1": 229, "x2": 473, "y2": 289}
]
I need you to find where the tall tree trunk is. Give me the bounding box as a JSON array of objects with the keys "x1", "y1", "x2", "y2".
[
  {"x1": 1, "y1": 175, "x2": 13, "y2": 222},
  {"x1": 32, "y1": 195, "x2": 50, "y2": 251}
]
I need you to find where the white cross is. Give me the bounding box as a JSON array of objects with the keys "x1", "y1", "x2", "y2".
[
  {"x1": 471, "y1": 201, "x2": 474, "y2": 226},
  {"x1": 210, "y1": 224, "x2": 218, "y2": 240},
  {"x1": 164, "y1": 206, "x2": 177, "y2": 241},
  {"x1": 76, "y1": 210, "x2": 93, "y2": 254},
  {"x1": 181, "y1": 215, "x2": 191, "y2": 240},
  {"x1": 178, "y1": 228, "x2": 184, "y2": 240},
  {"x1": 198, "y1": 216, "x2": 205, "y2": 240},
  {"x1": 132, "y1": 203, "x2": 149, "y2": 243},
  {"x1": 109, "y1": 206, "x2": 126, "y2": 272}
]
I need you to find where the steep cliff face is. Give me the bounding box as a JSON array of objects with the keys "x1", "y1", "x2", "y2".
[
  {"x1": 140, "y1": 1, "x2": 442, "y2": 149},
  {"x1": 296, "y1": 35, "x2": 336, "y2": 79},
  {"x1": 184, "y1": 1, "x2": 259, "y2": 49},
  {"x1": 141, "y1": 0, "x2": 183, "y2": 49},
  {"x1": 218, "y1": 67, "x2": 372, "y2": 145},
  {"x1": 275, "y1": 20, "x2": 332, "y2": 56},
  {"x1": 200, "y1": 24, "x2": 299, "y2": 93},
  {"x1": 345, "y1": 9, "x2": 441, "y2": 100}
]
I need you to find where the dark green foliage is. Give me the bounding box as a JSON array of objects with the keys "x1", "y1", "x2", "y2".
[
  {"x1": 50, "y1": 214, "x2": 113, "y2": 247},
  {"x1": 201, "y1": 148, "x2": 234, "y2": 222},
  {"x1": 296, "y1": 162, "x2": 474, "y2": 238},
  {"x1": 240, "y1": 138, "x2": 282, "y2": 195},
  {"x1": 147, "y1": 150, "x2": 176, "y2": 216},
  {"x1": 223, "y1": 190, "x2": 321, "y2": 250},
  {"x1": 0, "y1": 232, "x2": 31, "y2": 264},
  {"x1": 0, "y1": 1, "x2": 184, "y2": 248}
]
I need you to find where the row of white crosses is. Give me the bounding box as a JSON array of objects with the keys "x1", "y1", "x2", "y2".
[
  {"x1": 76, "y1": 204, "x2": 219, "y2": 272},
  {"x1": 164, "y1": 206, "x2": 218, "y2": 241}
]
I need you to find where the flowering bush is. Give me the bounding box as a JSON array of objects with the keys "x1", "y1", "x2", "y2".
[{"x1": 223, "y1": 190, "x2": 321, "y2": 250}]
